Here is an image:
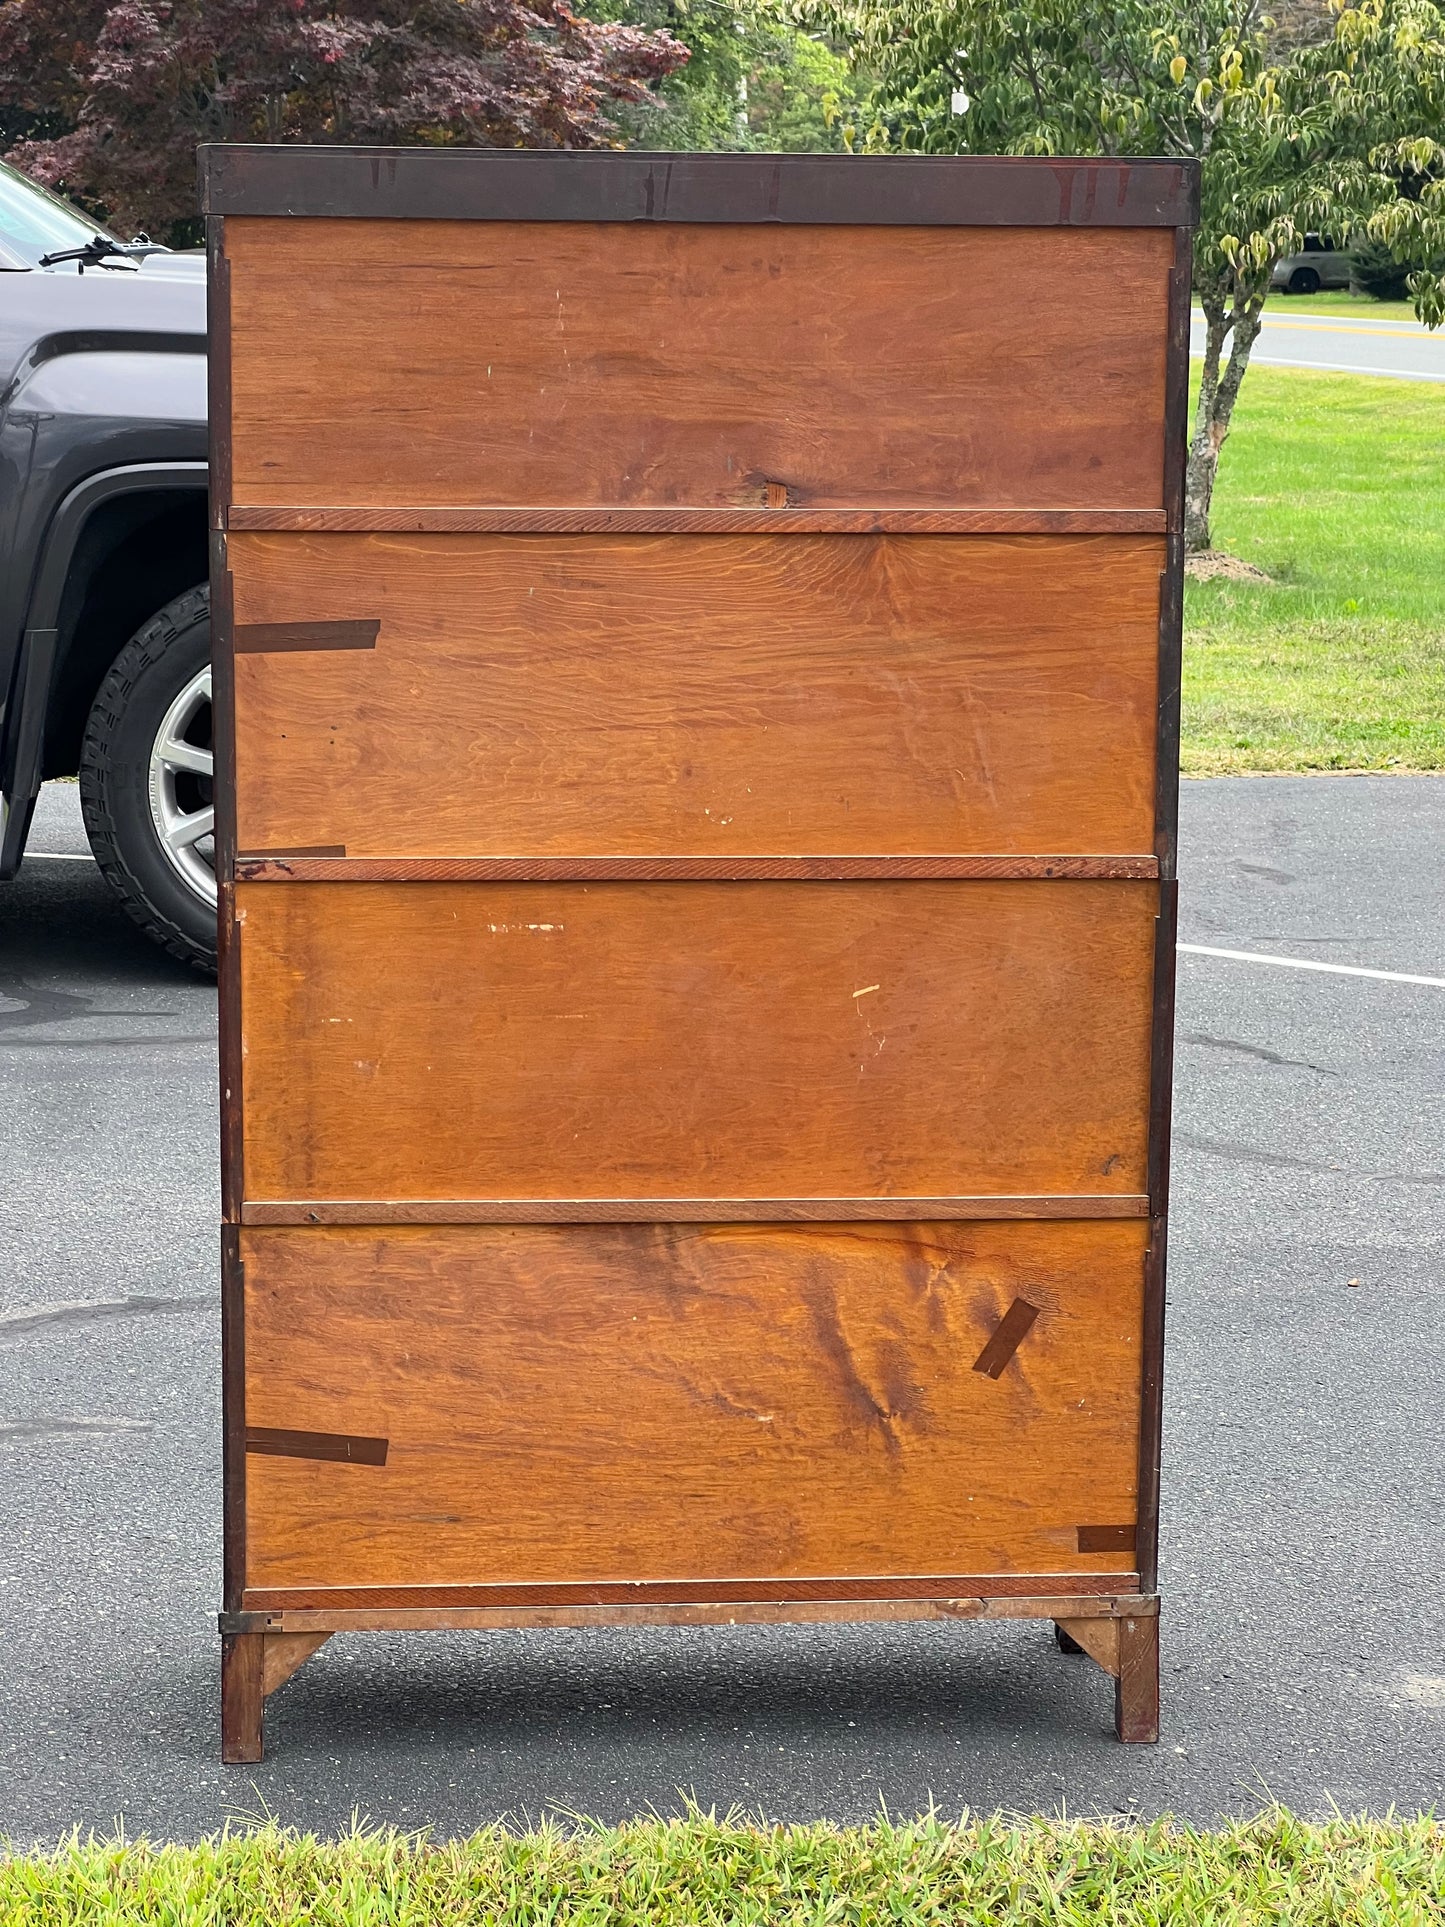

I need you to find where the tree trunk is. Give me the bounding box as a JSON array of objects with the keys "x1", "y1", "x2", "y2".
[{"x1": 1184, "y1": 279, "x2": 1267, "y2": 554}]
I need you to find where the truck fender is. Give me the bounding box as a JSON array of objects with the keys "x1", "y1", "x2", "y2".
[{"x1": 0, "y1": 461, "x2": 207, "y2": 878}]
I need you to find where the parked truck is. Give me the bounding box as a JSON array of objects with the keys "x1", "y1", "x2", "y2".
[{"x1": 0, "y1": 159, "x2": 213, "y2": 968}]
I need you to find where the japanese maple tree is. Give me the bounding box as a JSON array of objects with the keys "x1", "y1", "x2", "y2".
[{"x1": 0, "y1": 0, "x2": 688, "y2": 237}]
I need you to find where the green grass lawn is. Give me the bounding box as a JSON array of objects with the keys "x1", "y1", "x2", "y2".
[
  {"x1": 1183, "y1": 365, "x2": 1445, "y2": 773},
  {"x1": 2, "y1": 1812, "x2": 1443, "y2": 1925},
  {"x1": 1262, "y1": 289, "x2": 1425, "y2": 323},
  {"x1": 1194, "y1": 292, "x2": 1429, "y2": 321}
]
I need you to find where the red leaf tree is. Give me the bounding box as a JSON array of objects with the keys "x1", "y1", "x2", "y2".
[{"x1": 0, "y1": 0, "x2": 688, "y2": 236}]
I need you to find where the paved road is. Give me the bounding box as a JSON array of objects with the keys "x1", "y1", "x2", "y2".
[
  {"x1": 1, "y1": 778, "x2": 1442, "y2": 1842},
  {"x1": 1191, "y1": 305, "x2": 1445, "y2": 381}
]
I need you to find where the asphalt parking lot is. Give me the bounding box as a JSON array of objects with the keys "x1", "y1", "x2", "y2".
[{"x1": 1, "y1": 774, "x2": 1441, "y2": 1842}]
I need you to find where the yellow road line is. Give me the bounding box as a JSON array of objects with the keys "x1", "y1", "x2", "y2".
[
  {"x1": 1192, "y1": 309, "x2": 1434, "y2": 340},
  {"x1": 1263, "y1": 318, "x2": 1435, "y2": 339}
]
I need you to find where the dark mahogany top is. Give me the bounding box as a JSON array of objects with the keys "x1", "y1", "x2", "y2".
[{"x1": 200, "y1": 147, "x2": 1199, "y2": 228}]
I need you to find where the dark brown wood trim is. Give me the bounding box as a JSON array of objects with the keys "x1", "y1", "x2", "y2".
[
  {"x1": 232, "y1": 854, "x2": 1162, "y2": 884},
  {"x1": 225, "y1": 1592, "x2": 1159, "y2": 1635},
  {"x1": 212, "y1": 211, "x2": 244, "y2": 1642},
  {"x1": 200, "y1": 148, "x2": 1200, "y2": 228},
  {"x1": 1076, "y1": 1525, "x2": 1137, "y2": 1554},
  {"x1": 210, "y1": 219, "x2": 243, "y2": 1237},
  {"x1": 1147, "y1": 882, "x2": 1179, "y2": 1226},
  {"x1": 1154, "y1": 538, "x2": 1184, "y2": 881},
  {"x1": 206, "y1": 220, "x2": 236, "y2": 884},
  {"x1": 1136, "y1": 1220, "x2": 1168, "y2": 1597},
  {"x1": 220, "y1": 1225, "x2": 245, "y2": 1616},
  {"x1": 239, "y1": 846, "x2": 347, "y2": 864},
  {"x1": 211, "y1": 559, "x2": 237, "y2": 890},
  {"x1": 206, "y1": 218, "x2": 231, "y2": 530},
  {"x1": 245, "y1": 1426, "x2": 389, "y2": 1466},
  {"x1": 234, "y1": 620, "x2": 379, "y2": 654},
  {"x1": 1163, "y1": 229, "x2": 1194, "y2": 539},
  {"x1": 1140, "y1": 218, "x2": 1184, "y2": 1602},
  {"x1": 215, "y1": 878, "x2": 243, "y2": 1222},
  {"x1": 238, "y1": 1194, "x2": 1152, "y2": 1227},
  {"x1": 971, "y1": 1298, "x2": 1040, "y2": 1378},
  {"x1": 224, "y1": 505, "x2": 1170, "y2": 535},
  {"x1": 243, "y1": 1571, "x2": 1141, "y2": 1612},
  {"x1": 1136, "y1": 878, "x2": 1178, "y2": 1599}
]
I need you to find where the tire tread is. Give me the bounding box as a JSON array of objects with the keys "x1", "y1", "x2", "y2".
[{"x1": 78, "y1": 584, "x2": 216, "y2": 974}]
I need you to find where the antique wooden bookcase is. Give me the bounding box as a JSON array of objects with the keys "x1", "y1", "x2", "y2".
[{"x1": 203, "y1": 147, "x2": 1196, "y2": 1762}]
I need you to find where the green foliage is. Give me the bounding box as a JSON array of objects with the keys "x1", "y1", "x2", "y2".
[
  {"x1": 0, "y1": 0, "x2": 689, "y2": 240},
  {"x1": 585, "y1": 0, "x2": 863, "y2": 150},
  {"x1": 1348, "y1": 232, "x2": 1418, "y2": 294},
  {"x1": 2, "y1": 1809, "x2": 1445, "y2": 1925},
  {"x1": 809, "y1": 0, "x2": 1445, "y2": 546},
  {"x1": 1185, "y1": 364, "x2": 1445, "y2": 771},
  {"x1": 812, "y1": 0, "x2": 1445, "y2": 314}
]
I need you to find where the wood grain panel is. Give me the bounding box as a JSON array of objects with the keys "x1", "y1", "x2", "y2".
[
  {"x1": 225, "y1": 221, "x2": 1173, "y2": 510},
  {"x1": 240, "y1": 1219, "x2": 1146, "y2": 1588},
  {"x1": 229, "y1": 532, "x2": 1162, "y2": 859},
  {"x1": 237, "y1": 879, "x2": 1157, "y2": 1203}
]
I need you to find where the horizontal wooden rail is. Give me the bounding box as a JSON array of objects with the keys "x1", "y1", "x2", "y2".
[
  {"x1": 240, "y1": 1195, "x2": 1151, "y2": 1226},
  {"x1": 234, "y1": 1592, "x2": 1155, "y2": 1634},
  {"x1": 232, "y1": 854, "x2": 1162, "y2": 883},
  {"x1": 241, "y1": 1572, "x2": 1142, "y2": 1613},
  {"x1": 225, "y1": 505, "x2": 1170, "y2": 536}
]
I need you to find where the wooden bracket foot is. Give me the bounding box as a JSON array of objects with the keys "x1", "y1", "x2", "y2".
[
  {"x1": 1054, "y1": 1615, "x2": 1120, "y2": 1674},
  {"x1": 263, "y1": 1631, "x2": 332, "y2": 1697},
  {"x1": 221, "y1": 1630, "x2": 263, "y2": 1763},
  {"x1": 221, "y1": 1628, "x2": 332, "y2": 1762},
  {"x1": 1114, "y1": 1610, "x2": 1160, "y2": 1743},
  {"x1": 1054, "y1": 1607, "x2": 1159, "y2": 1743}
]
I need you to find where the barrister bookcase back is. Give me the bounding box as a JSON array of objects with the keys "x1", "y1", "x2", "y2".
[{"x1": 204, "y1": 147, "x2": 1197, "y2": 1761}]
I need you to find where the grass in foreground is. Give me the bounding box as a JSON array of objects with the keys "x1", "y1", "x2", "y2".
[
  {"x1": 1183, "y1": 365, "x2": 1445, "y2": 774},
  {"x1": 2, "y1": 1811, "x2": 1444, "y2": 1926}
]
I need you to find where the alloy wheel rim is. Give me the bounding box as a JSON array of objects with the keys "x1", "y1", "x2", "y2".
[{"x1": 147, "y1": 664, "x2": 216, "y2": 909}]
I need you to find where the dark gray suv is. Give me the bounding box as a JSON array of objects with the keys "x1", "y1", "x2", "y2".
[{"x1": 0, "y1": 159, "x2": 214, "y2": 968}]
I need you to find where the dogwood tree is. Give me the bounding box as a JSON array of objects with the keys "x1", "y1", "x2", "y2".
[
  {"x1": 819, "y1": 0, "x2": 1445, "y2": 550},
  {"x1": 0, "y1": 0, "x2": 688, "y2": 240}
]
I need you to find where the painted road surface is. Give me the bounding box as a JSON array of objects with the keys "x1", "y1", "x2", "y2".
[{"x1": 1191, "y1": 305, "x2": 1445, "y2": 381}]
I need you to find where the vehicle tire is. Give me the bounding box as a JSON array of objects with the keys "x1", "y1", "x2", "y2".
[
  {"x1": 1288, "y1": 266, "x2": 1321, "y2": 294},
  {"x1": 79, "y1": 584, "x2": 217, "y2": 972}
]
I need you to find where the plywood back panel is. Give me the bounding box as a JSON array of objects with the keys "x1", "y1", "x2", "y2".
[
  {"x1": 224, "y1": 220, "x2": 1174, "y2": 510},
  {"x1": 228, "y1": 530, "x2": 1162, "y2": 860},
  {"x1": 241, "y1": 1219, "x2": 1146, "y2": 1590},
  {"x1": 237, "y1": 878, "x2": 1156, "y2": 1203}
]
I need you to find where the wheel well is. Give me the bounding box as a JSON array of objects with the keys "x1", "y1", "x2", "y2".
[{"x1": 41, "y1": 491, "x2": 208, "y2": 779}]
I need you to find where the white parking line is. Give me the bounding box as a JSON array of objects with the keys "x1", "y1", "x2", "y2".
[
  {"x1": 27, "y1": 851, "x2": 93, "y2": 861},
  {"x1": 1179, "y1": 942, "x2": 1445, "y2": 988}
]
